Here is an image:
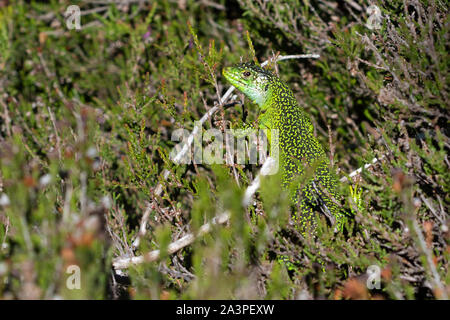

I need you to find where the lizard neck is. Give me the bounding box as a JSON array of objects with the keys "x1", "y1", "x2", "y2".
[
  {"x1": 264, "y1": 82, "x2": 326, "y2": 162},
  {"x1": 266, "y1": 84, "x2": 311, "y2": 130}
]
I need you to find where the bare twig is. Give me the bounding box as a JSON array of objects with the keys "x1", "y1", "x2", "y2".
[
  {"x1": 339, "y1": 155, "x2": 385, "y2": 183},
  {"x1": 411, "y1": 219, "x2": 448, "y2": 299},
  {"x1": 47, "y1": 106, "x2": 62, "y2": 161},
  {"x1": 0, "y1": 98, "x2": 11, "y2": 137},
  {"x1": 420, "y1": 194, "x2": 445, "y2": 224},
  {"x1": 113, "y1": 211, "x2": 230, "y2": 269},
  {"x1": 242, "y1": 157, "x2": 277, "y2": 207}
]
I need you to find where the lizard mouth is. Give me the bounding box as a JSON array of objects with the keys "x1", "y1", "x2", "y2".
[{"x1": 222, "y1": 68, "x2": 248, "y2": 88}]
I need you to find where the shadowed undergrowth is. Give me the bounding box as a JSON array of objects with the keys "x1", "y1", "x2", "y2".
[{"x1": 0, "y1": 0, "x2": 448, "y2": 299}]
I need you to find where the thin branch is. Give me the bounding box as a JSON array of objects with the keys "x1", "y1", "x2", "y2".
[
  {"x1": 114, "y1": 211, "x2": 230, "y2": 269},
  {"x1": 411, "y1": 219, "x2": 448, "y2": 299},
  {"x1": 47, "y1": 106, "x2": 62, "y2": 161},
  {"x1": 0, "y1": 98, "x2": 11, "y2": 137},
  {"x1": 242, "y1": 157, "x2": 277, "y2": 207},
  {"x1": 339, "y1": 155, "x2": 385, "y2": 183},
  {"x1": 420, "y1": 194, "x2": 445, "y2": 224},
  {"x1": 113, "y1": 157, "x2": 277, "y2": 270}
]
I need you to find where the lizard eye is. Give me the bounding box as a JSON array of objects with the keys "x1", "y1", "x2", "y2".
[{"x1": 243, "y1": 71, "x2": 251, "y2": 77}]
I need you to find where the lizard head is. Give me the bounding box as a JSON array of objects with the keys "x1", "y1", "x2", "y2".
[{"x1": 222, "y1": 62, "x2": 275, "y2": 108}]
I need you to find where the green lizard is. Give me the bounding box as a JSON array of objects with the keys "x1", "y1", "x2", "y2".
[{"x1": 223, "y1": 61, "x2": 347, "y2": 232}]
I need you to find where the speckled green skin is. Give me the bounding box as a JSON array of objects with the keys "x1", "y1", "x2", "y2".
[{"x1": 223, "y1": 62, "x2": 345, "y2": 231}]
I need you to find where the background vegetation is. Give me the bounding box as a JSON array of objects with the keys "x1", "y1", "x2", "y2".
[{"x1": 0, "y1": 0, "x2": 448, "y2": 299}]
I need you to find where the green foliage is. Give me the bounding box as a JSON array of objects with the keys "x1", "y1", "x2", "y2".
[{"x1": 0, "y1": 0, "x2": 448, "y2": 300}]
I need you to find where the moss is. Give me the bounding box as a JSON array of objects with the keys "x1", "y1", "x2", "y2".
[{"x1": 0, "y1": 0, "x2": 447, "y2": 299}]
